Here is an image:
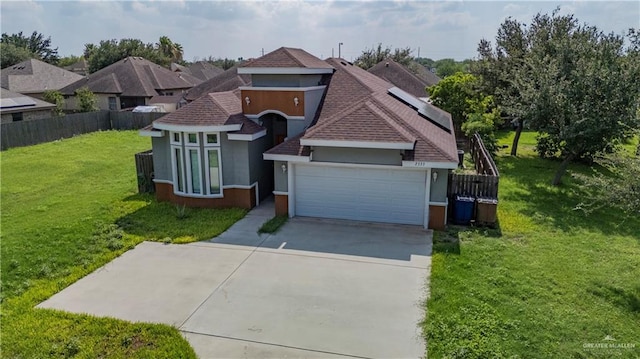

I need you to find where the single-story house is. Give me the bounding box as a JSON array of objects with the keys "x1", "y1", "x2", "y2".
[
  {"x1": 141, "y1": 47, "x2": 458, "y2": 229},
  {"x1": 1, "y1": 58, "x2": 84, "y2": 100},
  {"x1": 60, "y1": 57, "x2": 200, "y2": 111},
  {"x1": 1, "y1": 88, "x2": 55, "y2": 123}
]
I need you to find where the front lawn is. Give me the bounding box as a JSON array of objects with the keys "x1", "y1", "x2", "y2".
[
  {"x1": 1, "y1": 131, "x2": 246, "y2": 358},
  {"x1": 425, "y1": 131, "x2": 640, "y2": 358}
]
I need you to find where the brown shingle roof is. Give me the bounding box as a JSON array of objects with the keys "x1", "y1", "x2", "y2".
[
  {"x1": 241, "y1": 47, "x2": 334, "y2": 69},
  {"x1": 184, "y1": 66, "x2": 251, "y2": 101},
  {"x1": 153, "y1": 90, "x2": 264, "y2": 135},
  {"x1": 187, "y1": 62, "x2": 224, "y2": 81},
  {"x1": 60, "y1": 57, "x2": 197, "y2": 96},
  {"x1": 297, "y1": 58, "x2": 457, "y2": 163},
  {"x1": 1, "y1": 58, "x2": 84, "y2": 94},
  {"x1": 368, "y1": 59, "x2": 431, "y2": 98}
]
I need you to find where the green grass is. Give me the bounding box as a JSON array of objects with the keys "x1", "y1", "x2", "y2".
[
  {"x1": 258, "y1": 215, "x2": 288, "y2": 234},
  {"x1": 425, "y1": 130, "x2": 640, "y2": 358},
  {"x1": 1, "y1": 131, "x2": 246, "y2": 358}
]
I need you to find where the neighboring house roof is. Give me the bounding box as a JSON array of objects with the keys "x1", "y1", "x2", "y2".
[
  {"x1": 240, "y1": 47, "x2": 334, "y2": 71},
  {"x1": 368, "y1": 59, "x2": 434, "y2": 98},
  {"x1": 267, "y1": 58, "x2": 458, "y2": 164},
  {"x1": 1, "y1": 58, "x2": 84, "y2": 94},
  {"x1": 60, "y1": 57, "x2": 198, "y2": 97},
  {"x1": 184, "y1": 66, "x2": 251, "y2": 101},
  {"x1": 0, "y1": 88, "x2": 56, "y2": 114},
  {"x1": 153, "y1": 90, "x2": 263, "y2": 134},
  {"x1": 64, "y1": 58, "x2": 88, "y2": 75},
  {"x1": 407, "y1": 60, "x2": 441, "y2": 87},
  {"x1": 187, "y1": 62, "x2": 224, "y2": 81}
]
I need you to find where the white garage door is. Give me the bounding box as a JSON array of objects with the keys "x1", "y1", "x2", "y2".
[{"x1": 294, "y1": 165, "x2": 426, "y2": 225}]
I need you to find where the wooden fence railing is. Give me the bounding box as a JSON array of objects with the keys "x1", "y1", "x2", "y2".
[
  {"x1": 469, "y1": 132, "x2": 499, "y2": 176},
  {"x1": 448, "y1": 133, "x2": 500, "y2": 200}
]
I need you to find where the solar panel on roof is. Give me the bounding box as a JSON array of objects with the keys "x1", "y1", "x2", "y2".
[
  {"x1": 0, "y1": 97, "x2": 36, "y2": 109},
  {"x1": 388, "y1": 87, "x2": 451, "y2": 132}
]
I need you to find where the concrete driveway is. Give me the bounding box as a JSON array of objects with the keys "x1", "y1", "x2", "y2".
[{"x1": 39, "y1": 202, "x2": 432, "y2": 358}]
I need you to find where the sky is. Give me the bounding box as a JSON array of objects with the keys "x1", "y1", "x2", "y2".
[{"x1": 1, "y1": 1, "x2": 638, "y2": 62}]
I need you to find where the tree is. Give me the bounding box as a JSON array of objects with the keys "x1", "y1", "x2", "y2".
[
  {"x1": 428, "y1": 72, "x2": 501, "y2": 153},
  {"x1": 157, "y1": 36, "x2": 184, "y2": 63},
  {"x1": 518, "y1": 15, "x2": 639, "y2": 185},
  {"x1": 84, "y1": 38, "x2": 172, "y2": 73},
  {"x1": 0, "y1": 43, "x2": 33, "y2": 68},
  {"x1": 57, "y1": 55, "x2": 84, "y2": 68},
  {"x1": 575, "y1": 153, "x2": 640, "y2": 218},
  {"x1": 42, "y1": 90, "x2": 65, "y2": 116},
  {"x1": 203, "y1": 56, "x2": 237, "y2": 70},
  {"x1": 354, "y1": 43, "x2": 412, "y2": 70},
  {"x1": 1, "y1": 31, "x2": 59, "y2": 64},
  {"x1": 432, "y1": 58, "x2": 470, "y2": 78},
  {"x1": 75, "y1": 87, "x2": 98, "y2": 112}
]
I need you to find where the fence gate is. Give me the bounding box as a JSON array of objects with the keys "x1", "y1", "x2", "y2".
[{"x1": 135, "y1": 150, "x2": 154, "y2": 193}]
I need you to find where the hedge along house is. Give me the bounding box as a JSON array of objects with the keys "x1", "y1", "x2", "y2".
[{"x1": 141, "y1": 47, "x2": 458, "y2": 229}]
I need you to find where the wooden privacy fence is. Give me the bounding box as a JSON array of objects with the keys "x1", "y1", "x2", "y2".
[
  {"x1": 448, "y1": 132, "x2": 500, "y2": 200},
  {"x1": 469, "y1": 132, "x2": 499, "y2": 176},
  {"x1": 135, "y1": 150, "x2": 155, "y2": 193},
  {"x1": 1, "y1": 111, "x2": 166, "y2": 150},
  {"x1": 448, "y1": 173, "x2": 499, "y2": 199}
]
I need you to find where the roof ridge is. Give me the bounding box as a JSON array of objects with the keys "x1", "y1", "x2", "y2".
[
  {"x1": 372, "y1": 92, "x2": 455, "y2": 161},
  {"x1": 364, "y1": 100, "x2": 416, "y2": 142},
  {"x1": 303, "y1": 97, "x2": 369, "y2": 137},
  {"x1": 281, "y1": 47, "x2": 305, "y2": 67}
]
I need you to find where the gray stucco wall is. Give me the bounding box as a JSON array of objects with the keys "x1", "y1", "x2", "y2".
[
  {"x1": 303, "y1": 87, "x2": 325, "y2": 128},
  {"x1": 429, "y1": 168, "x2": 449, "y2": 202},
  {"x1": 252, "y1": 74, "x2": 323, "y2": 87},
  {"x1": 287, "y1": 119, "x2": 306, "y2": 138},
  {"x1": 247, "y1": 134, "x2": 273, "y2": 200},
  {"x1": 152, "y1": 135, "x2": 171, "y2": 181},
  {"x1": 274, "y1": 160, "x2": 288, "y2": 192},
  {"x1": 311, "y1": 147, "x2": 403, "y2": 166},
  {"x1": 221, "y1": 135, "x2": 250, "y2": 186}
]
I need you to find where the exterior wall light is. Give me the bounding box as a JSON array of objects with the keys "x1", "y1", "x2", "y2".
[
  {"x1": 293, "y1": 97, "x2": 299, "y2": 106},
  {"x1": 281, "y1": 164, "x2": 287, "y2": 173},
  {"x1": 432, "y1": 171, "x2": 438, "y2": 183},
  {"x1": 245, "y1": 97, "x2": 251, "y2": 105}
]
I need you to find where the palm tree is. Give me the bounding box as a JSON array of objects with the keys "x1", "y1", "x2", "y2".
[{"x1": 157, "y1": 36, "x2": 183, "y2": 63}]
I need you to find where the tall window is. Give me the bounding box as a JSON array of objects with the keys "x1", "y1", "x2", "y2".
[
  {"x1": 170, "y1": 132, "x2": 222, "y2": 197},
  {"x1": 108, "y1": 97, "x2": 117, "y2": 110}
]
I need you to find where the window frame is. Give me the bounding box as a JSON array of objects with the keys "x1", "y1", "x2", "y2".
[{"x1": 170, "y1": 132, "x2": 223, "y2": 198}]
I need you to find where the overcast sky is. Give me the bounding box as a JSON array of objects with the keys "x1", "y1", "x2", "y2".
[{"x1": 1, "y1": 1, "x2": 638, "y2": 62}]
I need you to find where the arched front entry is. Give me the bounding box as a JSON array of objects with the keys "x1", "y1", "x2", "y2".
[{"x1": 259, "y1": 112, "x2": 288, "y2": 148}]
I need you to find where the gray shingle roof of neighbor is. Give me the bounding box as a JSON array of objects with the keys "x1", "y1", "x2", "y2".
[
  {"x1": 187, "y1": 62, "x2": 224, "y2": 81},
  {"x1": 153, "y1": 90, "x2": 264, "y2": 135},
  {"x1": 59, "y1": 57, "x2": 198, "y2": 96},
  {"x1": 0, "y1": 88, "x2": 56, "y2": 113},
  {"x1": 367, "y1": 59, "x2": 439, "y2": 98},
  {"x1": 1, "y1": 58, "x2": 84, "y2": 94},
  {"x1": 241, "y1": 47, "x2": 334, "y2": 69},
  {"x1": 184, "y1": 65, "x2": 251, "y2": 101}
]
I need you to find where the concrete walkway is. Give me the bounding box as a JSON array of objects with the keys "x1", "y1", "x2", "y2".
[{"x1": 39, "y1": 198, "x2": 432, "y2": 358}]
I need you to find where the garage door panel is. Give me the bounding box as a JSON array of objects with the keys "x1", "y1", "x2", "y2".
[{"x1": 294, "y1": 165, "x2": 426, "y2": 225}]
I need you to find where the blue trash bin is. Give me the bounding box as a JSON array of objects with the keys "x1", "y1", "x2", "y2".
[{"x1": 454, "y1": 196, "x2": 475, "y2": 225}]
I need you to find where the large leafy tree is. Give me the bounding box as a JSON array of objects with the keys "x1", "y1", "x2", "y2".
[
  {"x1": 84, "y1": 38, "x2": 175, "y2": 73},
  {"x1": 0, "y1": 43, "x2": 33, "y2": 68},
  {"x1": 1, "y1": 31, "x2": 59, "y2": 65},
  {"x1": 354, "y1": 43, "x2": 412, "y2": 70},
  {"x1": 432, "y1": 58, "x2": 470, "y2": 78},
  {"x1": 473, "y1": 10, "x2": 640, "y2": 185},
  {"x1": 428, "y1": 72, "x2": 501, "y2": 154},
  {"x1": 75, "y1": 87, "x2": 98, "y2": 112}
]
